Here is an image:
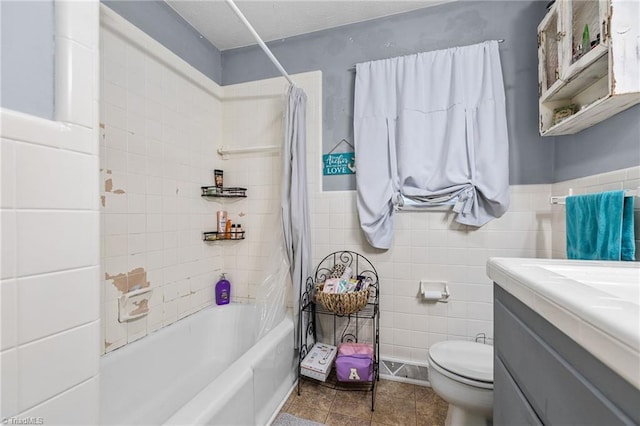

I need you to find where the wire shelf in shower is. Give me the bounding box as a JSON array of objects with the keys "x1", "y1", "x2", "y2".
[{"x1": 201, "y1": 186, "x2": 247, "y2": 198}]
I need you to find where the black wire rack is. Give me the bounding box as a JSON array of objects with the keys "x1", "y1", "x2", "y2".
[
  {"x1": 200, "y1": 186, "x2": 247, "y2": 198},
  {"x1": 297, "y1": 251, "x2": 380, "y2": 411}
]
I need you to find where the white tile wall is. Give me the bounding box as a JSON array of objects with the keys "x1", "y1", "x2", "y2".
[
  {"x1": 19, "y1": 377, "x2": 99, "y2": 425},
  {"x1": 551, "y1": 165, "x2": 640, "y2": 260},
  {"x1": 16, "y1": 211, "x2": 99, "y2": 276},
  {"x1": 17, "y1": 267, "x2": 100, "y2": 344},
  {"x1": 0, "y1": 1, "x2": 100, "y2": 422},
  {"x1": 0, "y1": 348, "x2": 19, "y2": 415},
  {"x1": 15, "y1": 142, "x2": 98, "y2": 210},
  {"x1": 0, "y1": 280, "x2": 17, "y2": 351},
  {"x1": 0, "y1": 139, "x2": 16, "y2": 209},
  {"x1": 0, "y1": 209, "x2": 17, "y2": 280},
  {"x1": 18, "y1": 322, "x2": 99, "y2": 412},
  {"x1": 54, "y1": 37, "x2": 96, "y2": 128},
  {"x1": 309, "y1": 185, "x2": 553, "y2": 362},
  {"x1": 99, "y1": 18, "x2": 224, "y2": 353}
]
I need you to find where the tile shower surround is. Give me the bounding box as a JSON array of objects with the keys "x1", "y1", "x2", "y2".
[
  {"x1": 99, "y1": 6, "x2": 322, "y2": 354},
  {"x1": 100, "y1": 12, "x2": 224, "y2": 353},
  {"x1": 99, "y1": 6, "x2": 638, "y2": 366},
  {"x1": 1, "y1": 1, "x2": 101, "y2": 423}
]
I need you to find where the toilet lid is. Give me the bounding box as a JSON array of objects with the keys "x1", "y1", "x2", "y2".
[{"x1": 428, "y1": 341, "x2": 493, "y2": 383}]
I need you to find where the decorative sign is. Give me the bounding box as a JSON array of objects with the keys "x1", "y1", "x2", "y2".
[
  {"x1": 323, "y1": 138, "x2": 356, "y2": 176},
  {"x1": 323, "y1": 152, "x2": 355, "y2": 175}
]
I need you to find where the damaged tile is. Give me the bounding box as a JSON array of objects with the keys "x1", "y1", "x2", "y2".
[{"x1": 105, "y1": 266, "x2": 149, "y2": 293}]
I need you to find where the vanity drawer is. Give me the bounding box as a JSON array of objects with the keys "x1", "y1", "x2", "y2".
[{"x1": 494, "y1": 356, "x2": 543, "y2": 426}]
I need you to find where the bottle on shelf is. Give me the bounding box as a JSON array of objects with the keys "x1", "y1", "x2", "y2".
[
  {"x1": 217, "y1": 211, "x2": 227, "y2": 233},
  {"x1": 214, "y1": 169, "x2": 224, "y2": 190},
  {"x1": 225, "y1": 219, "x2": 232, "y2": 239},
  {"x1": 581, "y1": 23, "x2": 590, "y2": 55}
]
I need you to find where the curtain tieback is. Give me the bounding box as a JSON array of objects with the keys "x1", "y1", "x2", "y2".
[
  {"x1": 453, "y1": 186, "x2": 475, "y2": 215},
  {"x1": 392, "y1": 192, "x2": 404, "y2": 211}
]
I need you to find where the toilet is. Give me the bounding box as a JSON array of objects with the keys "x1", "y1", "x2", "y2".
[{"x1": 428, "y1": 341, "x2": 494, "y2": 426}]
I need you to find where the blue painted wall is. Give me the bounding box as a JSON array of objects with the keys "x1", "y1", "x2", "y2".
[
  {"x1": 102, "y1": 0, "x2": 222, "y2": 85},
  {"x1": 0, "y1": 0, "x2": 55, "y2": 120},
  {"x1": 222, "y1": 1, "x2": 554, "y2": 189},
  {"x1": 3, "y1": 0, "x2": 636, "y2": 185},
  {"x1": 553, "y1": 105, "x2": 640, "y2": 182}
]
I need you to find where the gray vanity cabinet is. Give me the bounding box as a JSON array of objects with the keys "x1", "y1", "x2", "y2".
[
  {"x1": 493, "y1": 285, "x2": 640, "y2": 425},
  {"x1": 494, "y1": 356, "x2": 542, "y2": 426}
]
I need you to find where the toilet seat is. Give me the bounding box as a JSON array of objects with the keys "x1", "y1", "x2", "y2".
[{"x1": 428, "y1": 341, "x2": 493, "y2": 390}]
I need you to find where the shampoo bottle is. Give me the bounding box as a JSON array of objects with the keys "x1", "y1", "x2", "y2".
[
  {"x1": 216, "y1": 273, "x2": 230, "y2": 305},
  {"x1": 217, "y1": 211, "x2": 228, "y2": 234}
]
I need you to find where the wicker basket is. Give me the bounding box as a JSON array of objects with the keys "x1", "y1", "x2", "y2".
[{"x1": 316, "y1": 288, "x2": 370, "y2": 315}]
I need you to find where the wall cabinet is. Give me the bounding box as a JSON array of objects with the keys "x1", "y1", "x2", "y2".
[{"x1": 538, "y1": 0, "x2": 639, "y2": 136}]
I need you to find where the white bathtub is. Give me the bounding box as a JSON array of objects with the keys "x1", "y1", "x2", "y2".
[{"x1": 100, "y1": 304, "x2": 296, "y2": 425}]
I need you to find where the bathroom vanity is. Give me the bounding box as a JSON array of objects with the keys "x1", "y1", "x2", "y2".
[{"x1": 487, "y1": 258, "x2": 640, "y2": 425}]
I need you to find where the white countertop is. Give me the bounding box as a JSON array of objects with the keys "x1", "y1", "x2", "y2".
[{"x1": 487, "y1": 257, "x2": 640, "y2": 390}]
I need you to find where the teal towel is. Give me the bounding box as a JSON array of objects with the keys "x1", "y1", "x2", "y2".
[
  {"x1": 566, "y1": 190, "x2": 636, "y2": 261},
  {"x1": 621, "y1": 195, "x2": 636, "y2": 261}
]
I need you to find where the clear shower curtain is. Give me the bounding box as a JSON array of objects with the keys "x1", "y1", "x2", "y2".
[
  {"x1": 255, "y1": 211, "x2": 290, "y2": 340},
  {"x1": 281, "y1": 85, "x2": 312, "y2": 348}
]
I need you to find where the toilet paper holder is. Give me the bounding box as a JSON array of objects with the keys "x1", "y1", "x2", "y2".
[{"x1": 420, "y1": 281, "x2": 450, "y2": 303}]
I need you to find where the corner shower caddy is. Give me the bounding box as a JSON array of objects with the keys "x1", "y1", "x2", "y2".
[
  {"x1": 200, "y1": 186, "x2": 247, "y2": 198},
  {"x1": 297, "y1": 251, "x2": 380, "y2": 411},
  {"x1": 201, "y1": 186, "x2": 247, "y2": 241}
]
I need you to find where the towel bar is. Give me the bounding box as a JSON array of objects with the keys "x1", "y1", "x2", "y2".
[
  {"x1": 550, "y1": 187, "x2": 639, "y2": 205},
  {"x1": 217, "y1": 144, "x2": 280, "y2": 159}
]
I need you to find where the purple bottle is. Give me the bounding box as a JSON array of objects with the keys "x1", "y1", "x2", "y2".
[{"x1": 216, "y1": 273, "x2": 230, "y2": 305}]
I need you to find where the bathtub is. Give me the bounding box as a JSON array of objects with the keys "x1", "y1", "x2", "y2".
[{"x1": 100, "y1": 304, "x2": 296, "y2": 425}]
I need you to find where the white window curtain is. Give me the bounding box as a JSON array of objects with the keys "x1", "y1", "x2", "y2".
[{"x1": 354, "y1": 41, "x2": 510, "y2": 249}]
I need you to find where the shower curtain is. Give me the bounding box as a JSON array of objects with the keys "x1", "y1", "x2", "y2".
[
  {"x1": 281, "y1": 85, "x2": 312, "y2": 347},
  {"x1": 354, "y1": 41, "x2": 510, "y2": 249}
]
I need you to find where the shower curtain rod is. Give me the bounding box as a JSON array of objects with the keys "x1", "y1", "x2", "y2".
[{"x1": 225, "y1": 0, "x2": 294, "y2": 86}]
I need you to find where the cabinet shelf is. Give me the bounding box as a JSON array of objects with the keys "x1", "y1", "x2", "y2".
[{"x1": 541, "y1": 46, "x2": 608, "y2": 103}]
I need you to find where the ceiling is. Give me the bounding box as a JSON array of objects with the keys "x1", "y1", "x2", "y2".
[{"x1": 166, "y1": 1, "x2": 451, "y2": 51}]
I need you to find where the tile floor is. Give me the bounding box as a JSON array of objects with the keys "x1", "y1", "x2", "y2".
[{"x1": 280, "y1": 378, "x2": 448, "y2": 425}]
